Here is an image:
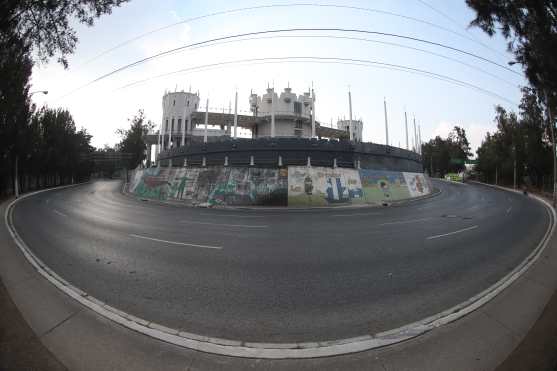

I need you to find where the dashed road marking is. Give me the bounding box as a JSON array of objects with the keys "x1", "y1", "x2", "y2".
[
  {"x1": 378, "y1": 217, "x2": 434, "y2": 226},
  {"x1": 199, "y1": 213, "x2": 266, "y2": 218},
  {"x1": 53, "y1": 209, "x2": 67, "y2": 217},
  {"x1": 330, "y1": 212, "x2": 382, "y2": 217},
  {"x1": 506, "y1": 206, "x2": 512, "y2": 214},
  {"x1": 180, "y1": 220, "x2": 269, "y2": 228},
  {"x1": 129, "y1": 234, "x2": 222, "y2": 249},
  {"x1": 426, "y1": 225, "x2": 478, "y2": 240}
]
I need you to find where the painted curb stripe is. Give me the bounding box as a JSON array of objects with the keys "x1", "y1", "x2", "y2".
[{"x1": 4, "y1": 181, "x2": 555, "y2": 359}]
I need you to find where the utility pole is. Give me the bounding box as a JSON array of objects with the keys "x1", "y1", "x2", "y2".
[
  {"x1": 414, "y1": 117, "x2": 418, "y2": 153},
  {"x1": 404, "y1": 111, "x2": 409, "y2": 150},
  {"x1": 348, "y1": 90, "x2": 353, "y2": 141},
  {"x1": 544, "y1": 89, "x2": 556, "y2": 207},
  {"x1": 513, "y1": 144, "x2": 517, "y2": 190},
  {"x1": 383, "y1": 97, "x2": 389, "y2": 146},
  {"x1": 233, "y1": 91, "x2": 238, "y2": 138},
  {"x1": 204, "y1": 98, "x2": 209, "y2": 143},
  {"x1": 311, "y1": 88, "x2": 316, "y2": 138},
  {"x1": 418, "y1": 124, "x2": 422, "y2": 155},
  {"x1": 271, "y1": 88, "x2": 275, "y2": 138}
]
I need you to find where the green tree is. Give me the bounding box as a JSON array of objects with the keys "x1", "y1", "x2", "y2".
[
  {"x1": 466, "y1": 0, "x2": 557, "y2": 101},
  {"x1": 1, "y1": 0, "x2": 130, "y2": 68},
  {"x1": 475, "y1": 88, "x2": 552, "y2": 188},
  {"x1": 117, "y1": 110, "x2": 154, "y2": 169},
  {"x1": 422, "y1": 126, "x2": 471, "y2": 177},
  {"x1": 0, "y1": 0, "x2": 128, "y2": 195}
]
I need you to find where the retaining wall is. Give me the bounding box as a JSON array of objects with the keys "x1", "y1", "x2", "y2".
[{"x1": 129, "y1": 166, "x2": 432, "y2": 207}]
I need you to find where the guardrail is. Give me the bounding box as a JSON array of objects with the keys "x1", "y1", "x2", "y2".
[{"x1": 156, "y1": 138, "x2": 422, "y2": 172}]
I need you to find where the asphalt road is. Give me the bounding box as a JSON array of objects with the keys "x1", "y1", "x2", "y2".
[{"x1": 11, "y1": 179, "x2": 549, "y2": 343}]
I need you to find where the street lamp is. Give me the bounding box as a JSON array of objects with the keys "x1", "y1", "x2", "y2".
[
  {"x1": 30, "y1": 90, "x2": 48, "y2": 96},
  {"x1": 14, "y1": 90, "x2": 48, "y2": 198}
]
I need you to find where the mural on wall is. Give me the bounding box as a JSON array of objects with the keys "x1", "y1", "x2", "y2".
[
  {"x1": 249, "y1": 167, "x2": 288, "y2": 206},
  {"x1": 288, "y1": 166, "x2": 364, "y2": 206},
  {"x1": 167, "y1": 168, "x2": 200, "y2": 202},
  {"x1": 402, "y1": 172, "x2": 431, "y2": 197},
  {"x1": 129, "y1": 169, "x2": 144, "y2": 193},
  {"x1": 131, "y1": 166, "x2": 430, "y2": 207},
  {"x1": 358, "y1": 169, "x2": 411, "y2": 203},
  {"x1": 132, "y1": 167, "x2": 171, "y2": 200}
]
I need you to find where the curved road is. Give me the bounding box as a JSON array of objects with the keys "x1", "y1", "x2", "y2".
[{"x1": 12, "y1": 180, "x2": 549, "y2": 343}]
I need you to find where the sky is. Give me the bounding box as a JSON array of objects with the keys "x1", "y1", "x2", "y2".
[{"x1": 29, "y1": 0, "x2": 526, "y2": 155}]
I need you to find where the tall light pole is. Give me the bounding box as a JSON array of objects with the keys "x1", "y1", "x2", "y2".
[
  {"x1": 204, "y1": 98, "x2": 209, "y2": 143},
  {"x1": 404, "y1": 111, "x2": 409, "y2": 150},
  {"x1": 542, "y1": 88, "x2": 556, "y2": 206},
  {"x1": 383, "y1": 97, "x2": 389, "y2": 146},
  {"x1": 14, "y1": 90, "x2": 48, "y2": 198},
  {"x1": 348, "y1": 90, "x2": 353, "y2": 141}
]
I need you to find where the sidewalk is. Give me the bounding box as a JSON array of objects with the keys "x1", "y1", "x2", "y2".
[{"x1": 0, "y1": 276, "x2": 66, "y2": 371}]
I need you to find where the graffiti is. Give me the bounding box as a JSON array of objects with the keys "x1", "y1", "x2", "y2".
[
  {"x1": 132, "y1": 167, "x2": 171, "y2": 200},
  {"x1": 131, "y1": 166, "x2": 430, "y2": 207},
  {"x1": 403, "y1": 172, "x2": 431, "y2": 197},
  {"x1": 288, "y1": 167, "x2": 363, "y2": 206},
  {"x1": 359, "y1": 169, "x2": 411, "y2": 203}
]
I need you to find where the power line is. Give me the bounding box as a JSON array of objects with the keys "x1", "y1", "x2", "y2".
[
  {"x1": 415, "y1": 0, "x2": 512, "y2": 61},
  {"x1": 160, "y1": 34, "x2": 519, "y2": 87},
  {"x1": 114, "y1": 56, "x2": 518, "y2": 106},
  {"x1": 57, "y1": 27, "x2": 521, "y2": 100},
  {"x1": 77, "y1": 3, "x2": 508, "y2": 68}
]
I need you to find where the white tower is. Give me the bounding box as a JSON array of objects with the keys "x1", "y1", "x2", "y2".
[{"x1": 160, "y1": 90, "x2": 200, "y2": 151}]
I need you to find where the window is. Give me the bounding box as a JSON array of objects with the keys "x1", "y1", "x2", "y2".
[
  {"x1": 165, "y1": 119, "x2": 168, "y2": 131},
  {"x1": 295, "y1": 120, "x2": 303, "y2": 129},
  {"x1": 178, "y1": 118, "x2": 182, "y2": 131},
  {"x1": 294, "y1": 101, "x2": 302, "y2": 114},
  {"x1": 185, "y1": 119, "x2": 188, "y2": 132},
  {"x1": 173, "y1": 100, "x2": 175, "y2": 106},
  {"x1": 195, "y1": 103, "x2": 198, "y2": 109},
  {"x1": 171, "y1": 118, "x2": 175, "y2": 132},
  {"x1": 187, "y1": 100, "x2": 189, "y2": 107}
]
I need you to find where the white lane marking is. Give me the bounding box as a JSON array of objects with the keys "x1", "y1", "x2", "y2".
[
  {"x1": 506, "y1": 206, "x2": 512, "y2": 214},
  {"x1": 426, "y1": 225, "x2": 479, "y2": 240},
  {"x1": 53, "y1": 209, "x2": 67, "y2": 217},
  {"x1": 330, "y1": 212, "x2": 382, "y2": 217},
  {"x1": 199, "y1": 213, "x2": 265, "y2": 219},
  {"x1": 378, "y1": 217, "x2": 434, "y2": 226},
  {"x1": 180, "y1": 220, "x2": 269, "y2": 228},
  {"x1": 417, "y1": 204, "x2": 436, "y2": 210},
  {"x1": 129, "y1": 234, "x2": 222, "y2": 249}
]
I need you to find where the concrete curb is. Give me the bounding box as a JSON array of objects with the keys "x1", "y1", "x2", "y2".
[{"x1": 3, "y1": 182, "x2": 555, "y2": 360}]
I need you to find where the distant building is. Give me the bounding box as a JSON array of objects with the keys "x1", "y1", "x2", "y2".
[
  {"x1": 336, "y1": 119, "x2": 363, "y2": 142},
  {"x1": 151, "y1": 87, "x2": 352, "y2": 157},
  {"x1": 249, "y1": 87, "x2": 314, "y2": 138}
]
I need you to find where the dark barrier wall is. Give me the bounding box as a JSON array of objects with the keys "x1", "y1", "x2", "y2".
[{"x1": 157, "y1": 138, "x2": 422, "y2": 172}]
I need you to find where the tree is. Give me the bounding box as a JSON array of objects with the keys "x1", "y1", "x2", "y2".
[
  {"x1": 421, "y1": 126, "x2": 471, "y2": 177},
  {"x1": 466, "y1": 1, "x2": 557, "y2": 101},
  {"x1": 467, "y1": 1, "x2": 557, "y2": 195},
  {"x1": 0, "y1": 0, "x2": 128, "y2": 195},
  {"x1": 117, "y1": 110, "x2": 154, "y2": 169},
  {"x1": 475, "y1": 88, "x2": 552, "y2": 188},
  {"x1": 1, "y1": 0, "x2": 130, "y2": 68}
]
